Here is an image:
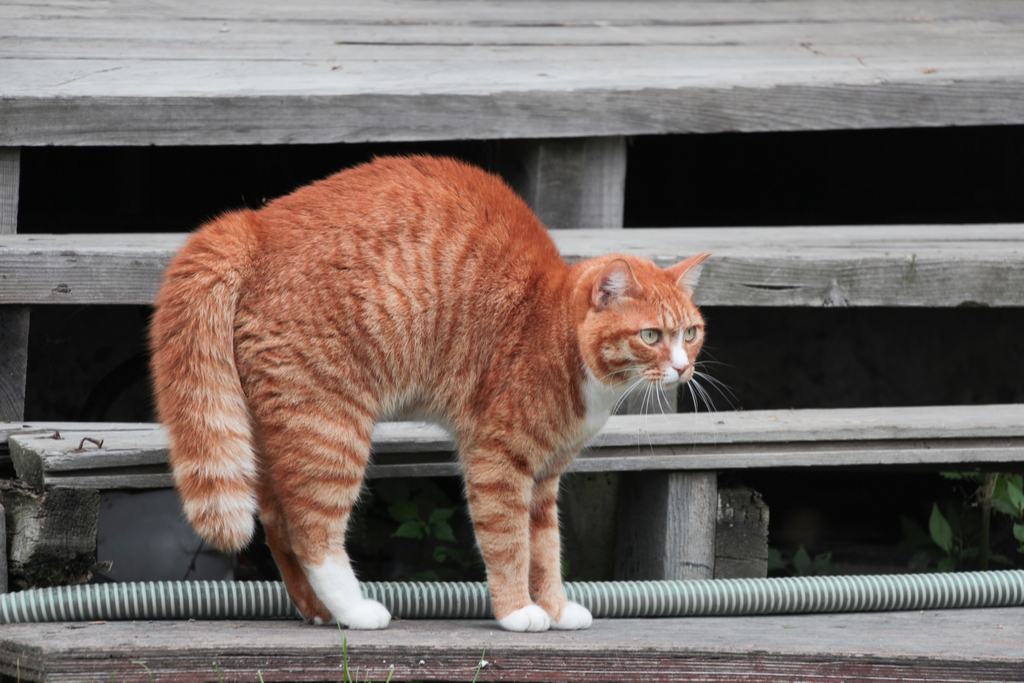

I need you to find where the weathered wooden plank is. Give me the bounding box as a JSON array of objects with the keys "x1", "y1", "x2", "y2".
[
  {"x1": 2, "y1": 1, "x2": 1024, "y2": 144},
  {"x1": 3, "y1": 225, "x2": 1024, "y2": 307},
  {"x1": 512, "y1": 137, "x2": 626, "y2": 230},
  {"x1": 1, "y1": 609, "x2": 1022, "y2": 682},
  {"x1": 715, "y1": 488, "x2": 770, "y2": 580},
  {"x1": 7, "y1": 405, "x2": 1024, "y2": 490},
  {"x1": 0, "y1": 149, "x2": 18, "y2": 235},
  {"x1": 0, "y1": 148, "x2": 28, "y2": 422},
  {"x1": 5, "y1": 83, "x2": 1024, "y2": 147},
  {"x1": 615, "y1": 471, "x2": 718, "y2": 581},
  {"x1": 0, "y1": 307, "x2": 29, "y2": 422},
  {"x1": 0, "y1": 484, "x2": 99, "y2": 592},
  {"x1": 0, "y1": 502, "x2": 6, "y2": 594},
  {"x1": 6, "y1": 0, "x2": 1023, "y2": 30}
]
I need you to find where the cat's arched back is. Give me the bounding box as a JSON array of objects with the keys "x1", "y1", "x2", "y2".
[{"x1": 150, "y1": 155, "x2": 709, "y2": 631}]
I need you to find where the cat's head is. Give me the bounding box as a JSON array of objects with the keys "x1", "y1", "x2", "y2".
[{"x1": 578, "y1": 253, "x2": 710, "y2": 389}]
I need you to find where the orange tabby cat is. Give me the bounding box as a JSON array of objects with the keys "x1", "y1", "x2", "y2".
[{"x1": 150, "y1": 155, "x2": 709, "y2": 631}]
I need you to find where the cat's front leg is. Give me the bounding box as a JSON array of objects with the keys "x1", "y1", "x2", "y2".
[
  {"x1": 464, "y1": 459, "x2": 550, "y2": 632},
  {"x1": 529, "y1": 475, "x2": 592, "y2": 631}
]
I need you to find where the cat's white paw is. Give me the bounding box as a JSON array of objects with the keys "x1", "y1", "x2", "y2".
[
  {"x1": 551, "y1": 601, "x2": 592, "y2": 630},
  {"x1": 498, "y1": 604, "x2": 551, "y2": 632},
  {"x1": 337, "y1": 599, "x2": 391, "y2": 630}
]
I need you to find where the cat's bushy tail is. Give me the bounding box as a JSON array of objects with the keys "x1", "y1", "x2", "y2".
[{"x1": 150, "y1": 210, "x2": 259, "y2": 552}]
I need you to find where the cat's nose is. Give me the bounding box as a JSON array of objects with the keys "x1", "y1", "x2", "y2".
[{"x1": 673, "y1": 363, "x2": 691, "y2": 376}]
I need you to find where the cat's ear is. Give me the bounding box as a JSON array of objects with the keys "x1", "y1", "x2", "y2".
[
  {"x1": 592, "y1": 259, "x2": 641, "y2": 310},
  {"x1": 665, "y1": 253, "x2": 711, "y2": 294}
]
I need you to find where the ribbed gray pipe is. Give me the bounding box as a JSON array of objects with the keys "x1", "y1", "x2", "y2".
[{"x1": 2, "y1": 570, "x2": 1022, "y2": 624}]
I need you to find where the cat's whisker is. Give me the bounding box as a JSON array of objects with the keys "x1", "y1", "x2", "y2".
[
  {"x1": 610, "y1": 375, "x2": 647, "y2": 416},
  {"x1": 692, "y1": 369, "x2": 738, "y2": 409},
  {"x1": 690, "y1": 376, "x2": 716, "y2": 413},
  {"x1": 685, "y1": 376, "x2": 719, "y2": 444}
]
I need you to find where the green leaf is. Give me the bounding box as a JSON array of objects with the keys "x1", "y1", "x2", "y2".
[
  {"x1": 1004, "y1": 479, "x2": 1024, "y2": 516},
  {"x1": 392, "y1": 520, "x2": 425, "y2": 539},
  {"x1": 431, "y1": 521, "x2": 457, "y2": 543},
  {"x1": 793, "y1": 546, "x2": 812, "y2": 575},
  {"x1": 991, "y1": 496, "x2": 1019, "y2": 517},
  {"x1": 929, "y1": 503, "x2": 954, "y2": 553},
  {"x1": 1013, "y1": 523, "x2": 1024, "y2": 544},
  {"x1": 936, "y1": 557, "x2": 957, "y2": 572},
  {"x1": 428, "y1": 508, "x2": 455, "y2": 524},
  {"x1": 766, "y1": 548, "x2": 785, "y2": 572},
  {"x1": 388, "y1": 500, "x2": 420, "y2": 522},
  {"x1": 432, "y1": 544, "x2": 448, "y2": 564}
]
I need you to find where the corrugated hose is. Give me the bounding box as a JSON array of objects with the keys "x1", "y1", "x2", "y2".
[{"x1": 2, "y1": 570, "x2": 1022, "y2": 623}]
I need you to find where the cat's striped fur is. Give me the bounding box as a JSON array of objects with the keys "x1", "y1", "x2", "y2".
[{"x1": 150, "y1": 155, "x2": 709, "y2": 631}]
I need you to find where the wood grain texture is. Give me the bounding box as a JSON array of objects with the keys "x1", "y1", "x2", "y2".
[
  {"x1": 6, "y1": 404, "x2": 1024, "y2": 490},
  {"x1": 0, "y1": 307, "x2": 29, "y2": 422},
  {"x1": 513, "y1": 137, "x2": 626, "y2": 230},
  {"x1": 0, "y1": 149, "x2": 27, "y2": 422},
  {"x1": 3, "y1": 225, "x2": 1024, "y2": 307},
  {"x1": 0, "y1": 502, "x2": 6, "y2": 594},
  {"x1": 614, "y1": 471, "x2": 718, "y2": 581},
  {"x1": 0, "y1": 149, "x2": 18, "y2": 235},
  {"x1": 2, "y1": 1, "x2": 1024, "y2": 145},
  {"x1": 0, "y1": 485, "x2": 98, "y2": 592},
  {"x1": 715, "y1": 488, "x2": 770, "y2": 579},
  {"x1": 1, "y1": 610, "x2": 1021, "y2": 682}
]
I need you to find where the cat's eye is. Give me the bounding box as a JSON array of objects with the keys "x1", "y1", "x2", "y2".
[
  {"x1": 684, "y1": 326, "x2": 697, "y2": 342},
  {"x1": 640, "y1": 329, "x2": 660, "y2": 345}
]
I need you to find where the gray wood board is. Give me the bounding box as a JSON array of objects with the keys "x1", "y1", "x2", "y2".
[
  {"x1": 3, "y1": 1, "x2": 1024, "y2": 145},
  {"x1": 3, "y1": 225, "x2": 1024, "y2": 307},
  {"x1": 1, "y1": 609, "x2": 1022, "y2": 682},
  {"x1": 7, "y1": 404, "x2": 1024, "y2": 489}
]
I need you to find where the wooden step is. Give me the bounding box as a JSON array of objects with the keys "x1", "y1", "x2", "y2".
[
  {"x1": 6, "y1": 404, "x2": 1024, "y2": 491},
  {"x1": 1, "y1": 608, "x2": 1021, "y2": 683},
  {"x1": 3, "y1": 0, "x2": 1024, "y2": 145},
  {"x1": 3, "y1": 225, "x2": 1024, "y2": 307}
]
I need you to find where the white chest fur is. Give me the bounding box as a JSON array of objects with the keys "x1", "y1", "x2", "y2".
[{"x1": 581, "y1": 368, "x2": 631, "y2": 438}]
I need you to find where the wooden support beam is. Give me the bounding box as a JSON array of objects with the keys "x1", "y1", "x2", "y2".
[
  {"x1": 715, "y1": 488, "x2": 770, "y2": 579},
  {"x1": 0, "y1": 503, "x2": 6, "y2": 594},
  {"x1": 0, "y1": 150, "x2": 18, "y2": 234},
  {"x1": 510, "y1": 136, "x2": 626, "y2": 230},
  {"x1": 0, "y1": 307, "x2": 29, "y2": 423},
  {"x1": 0, "y1": 149, "x2": 28, "y2": 423},
  {"x1": 0, "y1": 483, "x2": 99, "y2": 592},
  {"x1": 614, "y1": 470, "x2": 718, "y2": 581}
]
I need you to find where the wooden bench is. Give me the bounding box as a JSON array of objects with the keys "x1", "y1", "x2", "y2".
[{"x1": 2, "y1": 0, "x2": 1024, "y2": 680}]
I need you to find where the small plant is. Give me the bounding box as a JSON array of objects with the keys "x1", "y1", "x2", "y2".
[
  {"x1": 131, "y1": 662, "x2": 155, "y2": 683},
  {"x1": 903, "y1": 472, "x2": 1024, "y2": 571},
  {"x1": 337, "y1": 629, "x2": 395, "y2": 683},
  {"x1": 472, "y1": 648, "x2": 488, "y2": 683},
  {"x1": 768, "y1": 545, "x2": 835, "y2": 576},
  {"x1": 388, "y1": 500, "x2": 477, "y2": 580}
]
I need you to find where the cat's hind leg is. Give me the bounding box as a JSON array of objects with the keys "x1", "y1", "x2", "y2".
[
  {"x1": 257, "y1": 482, "x2": 333, "y2": 624},
  {"x1": 529, "y1": 475, "x2": 592, "y2": 630},
  {"x1": 256, "y1": 406, "x2": 390, "y2": 629}
]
